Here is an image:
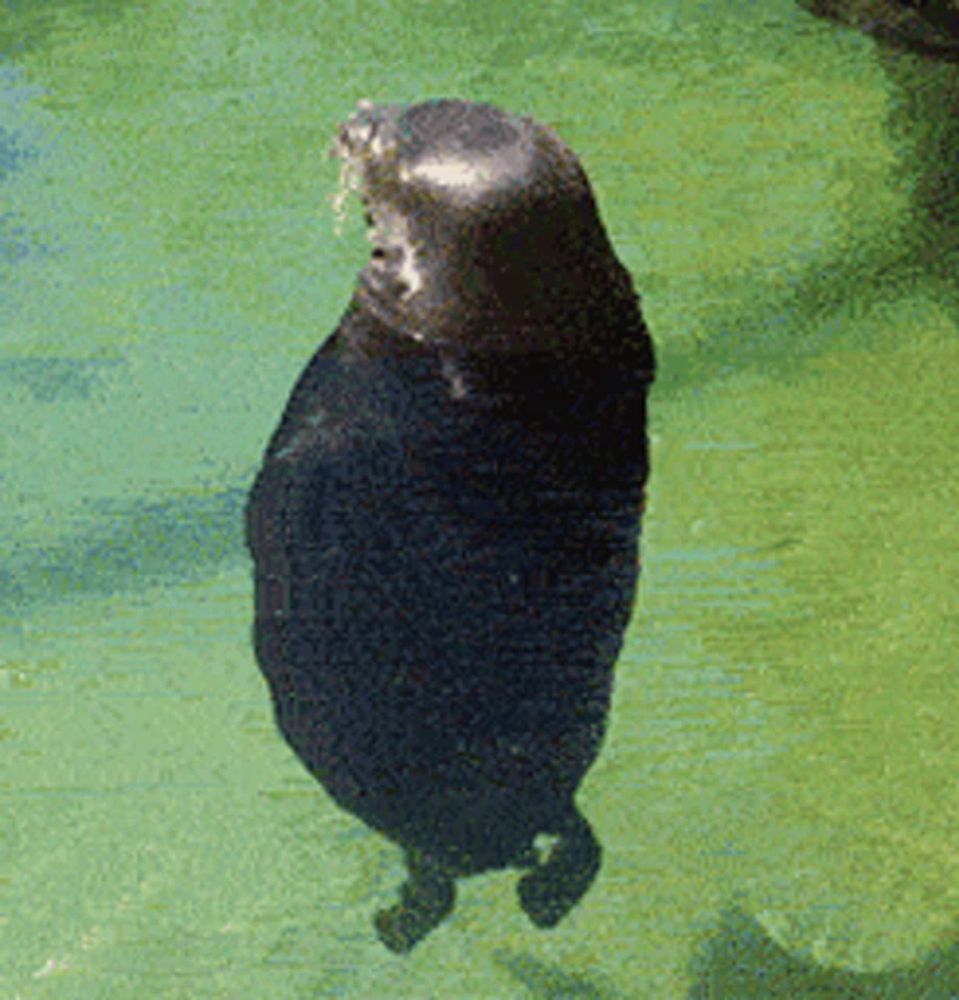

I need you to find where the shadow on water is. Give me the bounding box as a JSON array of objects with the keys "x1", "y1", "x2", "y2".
[
  {"x1": 659, "y1": 22, "x2": 959, "y2": 394},
  {"x1": 493, "y1": 950, "x2": 628, "y2": 1000},
  {"x1": 0, "y1": 355, "x2": 123, "y2": 400},
  {"x1": 882, "y1": 56, "x2": 959, "y2": 271},
  {"x1": 654, "y1": 237, "x2": 930, "y2": 397},
  {"x1": 0, "y1": 117, "x2": 35, "y2": 180},
  {"x1": 2, "y1": 486, "x2": 249, "y2": 612},
  {"x1": 1, "y1": 62, "x2": 50, "y2": 264},
  {"x1": 657, "y1": 118, "x2": 959, "y2": 401},
  {"x1": 687, "y1": 908, "x2": 959, "y2": 999},
  {"x1": 794, "y1": 1, "x2": 959, "y2": 62},
  {"x1": 495, "y1": 913, "x2": 959, "y2": 998},
  {"x1": 788, "y1": 5, "x2": 959, "y2": 283}
]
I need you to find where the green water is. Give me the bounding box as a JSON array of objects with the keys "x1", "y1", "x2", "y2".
[{"x1": 3, "y1": 1, "x2": 958, "y2": 996}]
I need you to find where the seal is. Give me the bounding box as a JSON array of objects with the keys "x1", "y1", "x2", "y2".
[{"x1": 246, "y1": 99, "x2": 655, "y2": 952}]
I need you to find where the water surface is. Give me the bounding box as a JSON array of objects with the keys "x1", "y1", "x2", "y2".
[{"x1": 3, "y1": 1, "x2": 958, "y2": 996}]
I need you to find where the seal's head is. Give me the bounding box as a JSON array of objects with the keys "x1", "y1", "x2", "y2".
[{"x1": 334, "y1": 99, "x2": 644, "y2": 358}]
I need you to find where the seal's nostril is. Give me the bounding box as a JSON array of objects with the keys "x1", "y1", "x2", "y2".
[{"x1": 337, "y1": 108, "x2": 379, "y2": 156}]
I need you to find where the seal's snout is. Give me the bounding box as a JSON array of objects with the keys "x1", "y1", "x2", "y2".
[
  {"x1": 336, "y1": 112, "x2": 374, "y2": 158},
  {"x1": 333, "y1": 100, "x2": 400, "y2": 166},
  {"x1": 331, "y1": 102, "x2": 403, "y2": 230}
]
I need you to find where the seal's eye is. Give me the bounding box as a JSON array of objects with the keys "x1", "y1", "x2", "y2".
[{"x1": 364, "y1": 212, "x2": 374, "y2": 227}]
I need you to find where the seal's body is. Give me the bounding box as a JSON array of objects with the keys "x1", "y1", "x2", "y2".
[{"x1": 246, "y1": 100, "x2": 654, "y2": 952}]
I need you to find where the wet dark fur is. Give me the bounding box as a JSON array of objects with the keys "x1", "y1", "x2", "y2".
[{"x1": 246, "y1": 100, "x2": 654, "y2": 951}]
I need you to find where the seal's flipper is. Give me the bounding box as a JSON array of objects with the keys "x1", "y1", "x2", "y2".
[
  {"x1": 374, "y1": 850, "x2": 456, "y2": 953},
  {"x1": 517, "y1": 808, "x2": 602, "y2": 929}
]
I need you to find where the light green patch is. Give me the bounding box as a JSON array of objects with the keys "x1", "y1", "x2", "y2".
[{"x1": 643, "y1": 292, "x2": 959, "y2": 968}]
